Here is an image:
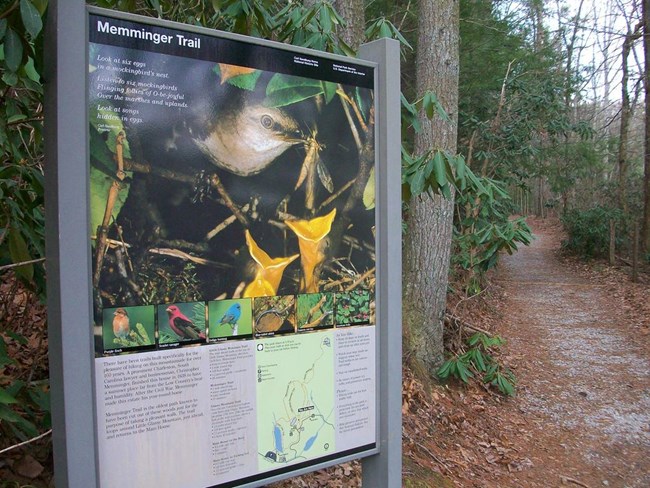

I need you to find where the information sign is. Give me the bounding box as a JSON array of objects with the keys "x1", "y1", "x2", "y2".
[{"x1": 87, "y1": 10, "x2": 378, "y2": 488}]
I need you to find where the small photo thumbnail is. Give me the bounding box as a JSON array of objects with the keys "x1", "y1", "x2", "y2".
[
  {"x1": 157, "y1": 301, "x2": 207, "y2": 348},
  {"x1": 208, "y1": 298, "x2": 253, "y2": 342},
  {"x1": 334, "y1": 289, "x2": 372, "y2": 326},
  {"x1": 102, "y1": 305, "x2": 156, "y2": 354},
  {"x1": 253, "y1": 295, "x2": 296, "y2": 337},
  {"x1": 296, "y1": 293, "x2": 334, "y2": 331}
]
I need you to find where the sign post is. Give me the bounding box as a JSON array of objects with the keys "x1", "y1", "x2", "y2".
[
  {"x1": 359, "y1": 38, "x2": 402, "y2": 488},
  {"x1": 46, "y1": 2, "x2": 401, "y2": 487}
]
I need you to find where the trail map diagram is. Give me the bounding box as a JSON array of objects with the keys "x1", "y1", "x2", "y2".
[{"x1": 256, "y1": 332, "x2": 335, "y2": 470}]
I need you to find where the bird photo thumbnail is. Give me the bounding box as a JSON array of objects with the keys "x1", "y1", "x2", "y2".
[
  {"x1": 157, "y1": 301, "x2": 207, "y2": 347},
  {"x1": 102, "y1": 305, "x2": 156, "y2": 354},
  {"x1": 208, "y1": 298, "x2": 253, "y2": 342}
]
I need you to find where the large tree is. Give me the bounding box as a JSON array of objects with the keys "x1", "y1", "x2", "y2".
[
  {"x1": 641, "y1": 0, "x2": 650, "y2": 253},
  {"x1": 403, "y1": 0, "x2": 459, "y2": 372}
]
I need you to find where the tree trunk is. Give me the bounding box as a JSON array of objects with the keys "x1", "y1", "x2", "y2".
[
  {"x1": 643, "y1": 0, "x2": 650, "y2": 252},
  {"x1": 403, "y1": 0, "x2": 459, "y2": 373},
  {"x1": 618, "y1": 23, "x2": 642, "y2": 213},
  {"x1": 333, "y1": 0, "x2": 365, "y2": 52}
]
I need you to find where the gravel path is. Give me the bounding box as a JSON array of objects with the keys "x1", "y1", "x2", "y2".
[{"x1": 497, "y1": 224, "x2": 650, "y2": 488}]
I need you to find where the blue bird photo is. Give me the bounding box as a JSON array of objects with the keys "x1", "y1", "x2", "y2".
[{"x1": 219, "y1": 302, "x2": 242, "y2": 335}]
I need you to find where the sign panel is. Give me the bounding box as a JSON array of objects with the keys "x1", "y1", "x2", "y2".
[{"x1": 88, "y1": 11, "x2": 377, "y2": 488}]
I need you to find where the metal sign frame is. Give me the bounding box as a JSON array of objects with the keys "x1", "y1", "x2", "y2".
[{"x1": 45, "y1": 2, "x2": 401, "y2": 487}]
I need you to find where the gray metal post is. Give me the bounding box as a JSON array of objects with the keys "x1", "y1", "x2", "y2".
[
  {"x1": 44, "y1": 2, "x2": 99, "y2": 487},
  {"x1": 358, "y1": 38, "x2": 402, "y2": 488}
]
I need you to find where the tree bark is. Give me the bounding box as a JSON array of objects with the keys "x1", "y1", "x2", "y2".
[
  {"x1": 333, "y1": 0, "x2": 365, "y2": 52},
  {"x1": 403, "y1": 0, "x2": 459, "y2": 372},
  {"x1": 643, "y1": 0, "x2": 650, "y2": 252}
]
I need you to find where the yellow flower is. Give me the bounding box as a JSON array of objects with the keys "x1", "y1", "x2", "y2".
[
  {"x1": 243, "y1": 230, "x2": 298, "y2": 298},
  {"x1": 285, "y1": 208, "x2": 337, "y2": 293}
]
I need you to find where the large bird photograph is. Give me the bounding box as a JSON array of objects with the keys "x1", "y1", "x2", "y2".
[{"x1": 89, "y1": 39, "x2": 376, "y2": 352}]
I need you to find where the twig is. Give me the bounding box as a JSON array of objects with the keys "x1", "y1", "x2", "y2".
[
  {"x1": 560, "y1": 475, "x2": 592, "y2": 488},
  {"x1": 414, "y1": 441, "x2": 453, "y2": 476},
  {"x1": 210, "y1": 173, "x2": 249, "y2": 227},
  {"x1": 232, "y1": 281, "x2": 245, "y2": 299},
  {"x1": 445, "y1": 313, "x2": 492, "y2": 337},
  {"x1": 148, "y1": 248, "x2": 230, "y2": 268},
  {"x1": 615, "y1": 254, "x2": 632, "y2": 266},
  {"x1": 302, "y1": 311, "x2": 331, "y2": 329},
  {"x1": 338, "y1": 88, "x2": 363, "y2": 151},
  {"x1": 346, "y1": 267, "x2": 375, "y2": 291},
  {"x1": 0, "y1": 223, "x2": 8, "y2": 247},
  {"x1": 0, "y1": 1, "x2": 19, "y2": 20},
  {"x1": 336, "y1": 86, "x2": 368, "y2": 134},
  {"x1": 307, "y1": 295, "x2": 327, "y2": 320},
  {"x1": 125, "y1": 159, "x2": 248, "y2": 228},
  {"x1": 93, "y1": 131, "x2": 126, "y2": 288},
  {"x1": 451, "y1": 284, "x2": 490, "y2": 317},
  {"x1": 0, "y1": 429, "x2": 52, "y2": 455},
  {"x1": 318, "y1": 177, "x2": 355, "y2": 211},
  {"x1": 0, "y1": 257, "x2": 46, "y2": 272},
  {"x1": 6, "y1": 116, "x2": 44, "y2": 126},
  {"x1": 206, "y1": 203, "x2": 250, "y2": 240},
  {"x1": 90, "y1": 236, "x2": 132, "y2": 249},
  {"x1": 115, "y1": 225, "x2": 133, "y2": 274}
]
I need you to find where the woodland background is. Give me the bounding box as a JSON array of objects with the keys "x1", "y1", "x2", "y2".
[{"x1": 1, "y1": 0, "x2": 649, "y2": 486}]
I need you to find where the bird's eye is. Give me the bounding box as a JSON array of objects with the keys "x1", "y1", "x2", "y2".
[{"x1": 260, "y1": 114, "x2": 274, "y2": 129}]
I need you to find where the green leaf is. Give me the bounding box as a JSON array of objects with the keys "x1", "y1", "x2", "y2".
[
  {"x1": 2, "y1": 71, "x2": 18, "y2": 86},
  {"x1": 0, "y1": 388, "x2": 18, "y2": 405},
  {"x1": 265, "y1": 74, "x2": 324, "y2": 107},
  {"x1": 456, "y1": 360, "x2": 473, "y2": 383},
  {"x1": 322, "y1": 81, "x2": 337, "y2": 104},
  {"x1": 146, "y1": 0, "x2": 162, "y2": 16},
  {"x1": 20, "y1": 0, "x2": 43, "y2": 39},
  {"x1": 437, "y1": 359, "x2": 453, "y2": 379},
  {"x1": 23, "y1": 56, "x2": 40, "y2": 82},
  {"x1": 473, "y1": 349, "x2": 486, "y2": 372},
  {"x1": 432, "y1": 151, "x2": 448, "y2": 187},
  {"x1": 0, "y1": 19, "x2": 7, "y2": 40},
  {"x1": 363, "y1": 167, "x2": 375, "y2": 210},
  {"x1": 213, "y1": 64, "x2": 262, "y2": 91},
  {"x1": 409, "y1": 168, "x2": 425, "y2": 196},
  {"x1": 8, "y1": 227, "x2": 34, "y2": 282},
  {"x1": 89, "y1": 102, "x2": 131, "y2": 158},
  {"x1": 8, "y1": 114, "x2": 27, "y2": 123},
  {"x1": 0, "y1": 404, "x2": 25, "y2": 423},
  {"x1": 4, "y1": 28, "x2": 24, "y2": 72},
  {"x1": 89, "y1": 165, "x2": 130, "y2": 236}
]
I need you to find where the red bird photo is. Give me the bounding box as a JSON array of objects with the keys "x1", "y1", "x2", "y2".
[{"x1": 161, "y1": 303, "x2": 205, "y2": 342}]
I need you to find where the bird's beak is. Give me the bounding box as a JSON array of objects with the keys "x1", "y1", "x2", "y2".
[
  {"x1": 165, "y1": 307, "x2": 172, "y2": 313},
  {"x1": 243, "y1": 230, "x2": 299, "y2": 298},
  {"x1": 285, "y1": 208, "x2": 337, "y2": 293},
  {"x1": 279, "y1": 129, "x2": 305, "y2": 145}
]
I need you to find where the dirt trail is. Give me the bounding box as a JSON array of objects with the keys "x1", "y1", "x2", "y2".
[{"x1": 495, "y1": 221, "x2": 650, "y2": 488}]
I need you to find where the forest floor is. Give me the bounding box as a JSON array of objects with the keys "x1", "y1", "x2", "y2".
[
  {"x1": 271, "y1": 217, "x2": 650, "y2": 488},
  {"x1": 1, "y1": 217, "x2": 648, "y2": 487}
]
